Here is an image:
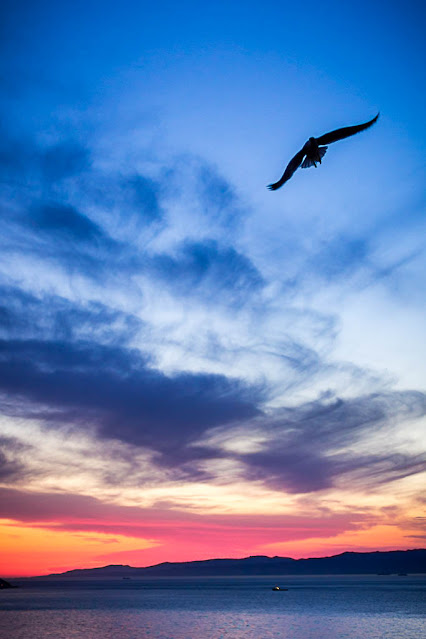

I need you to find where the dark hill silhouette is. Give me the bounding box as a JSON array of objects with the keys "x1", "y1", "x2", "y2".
[
  {"x1": 0, "y1": 578, "x2": 17, "y2": 588},
  {"x1": 26, "y1": 549, "x2": 426, "y2": 579}
]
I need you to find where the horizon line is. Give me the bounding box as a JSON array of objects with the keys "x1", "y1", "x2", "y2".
[{"x1": 6, "y1": 547, "x2": 425, "y2": 580}]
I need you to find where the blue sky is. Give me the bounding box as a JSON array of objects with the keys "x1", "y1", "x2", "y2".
[{"x1": 0, "y1": 0, "x2": 425, "y2": 573}]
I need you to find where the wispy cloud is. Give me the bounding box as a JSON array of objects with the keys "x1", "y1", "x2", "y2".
[
  {"x1": 196, "y1": 391, "x2": 426, "y2": 492},
  {"x1": 0, "y1": 125, "x2": 424, "y2": 494}
]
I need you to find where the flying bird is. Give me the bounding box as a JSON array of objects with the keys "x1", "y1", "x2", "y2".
[{"x1": 267, "y1": 113, "x2": 379, "y2": 190}]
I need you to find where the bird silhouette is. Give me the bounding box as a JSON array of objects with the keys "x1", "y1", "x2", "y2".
[{"x1": 267, "y1": 113, "x2": 379, "y2": 190}]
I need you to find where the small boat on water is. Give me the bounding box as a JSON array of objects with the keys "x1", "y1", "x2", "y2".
[{"x1": 272, "y1": 586, "x2": 288, "y2": 591}]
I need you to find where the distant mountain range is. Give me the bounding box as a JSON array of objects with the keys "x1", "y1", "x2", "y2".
[{"x1": 27, "y1": 549, "x2": 426, "y2": 579}]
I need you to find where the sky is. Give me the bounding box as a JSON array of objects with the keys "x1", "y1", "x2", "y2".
[{"x1": 0, "y1": 0, "x2": 425, "y2": 577}]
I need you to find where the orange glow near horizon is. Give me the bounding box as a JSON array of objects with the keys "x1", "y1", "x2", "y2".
[
  {"x1": 1, "y1": 514, "x2": 423, "y2": 578},
  {"x1": 0, "y1": 520, "x2": 158, "y2": 577}
]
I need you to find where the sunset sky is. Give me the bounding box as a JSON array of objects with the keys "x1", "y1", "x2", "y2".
[{"x1": 1, "y1": 0, "x2": 425, "y2": 577}]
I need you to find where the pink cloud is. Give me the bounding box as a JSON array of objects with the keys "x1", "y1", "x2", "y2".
[{"x1": 0, "y1": 487, "x2": 381, "y2": 565}]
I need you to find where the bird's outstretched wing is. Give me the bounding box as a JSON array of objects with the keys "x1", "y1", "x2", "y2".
[
  {"x1": 267, "y1": 148, "x2": 306, "y2": 190},
  {"x1": 315, "y1": 113, "x2": 379, "y2": 146}
]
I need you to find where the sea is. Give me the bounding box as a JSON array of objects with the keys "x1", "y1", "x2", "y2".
[{"x1": 0, "y1": 575, "x2": 425, "y2": 639}]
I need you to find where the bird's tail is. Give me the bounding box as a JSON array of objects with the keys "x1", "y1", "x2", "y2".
[
  {"x1": 301, "y1": 157, "x2": 314, "y2": 168},
  {"x1": 301, "y1": 146, "x2": 327, "y2": 169}
]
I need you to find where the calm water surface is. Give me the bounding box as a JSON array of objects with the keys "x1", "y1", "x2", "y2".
[{"x1": 1, "y1": 575, "x2": 425, "y2": 639}]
